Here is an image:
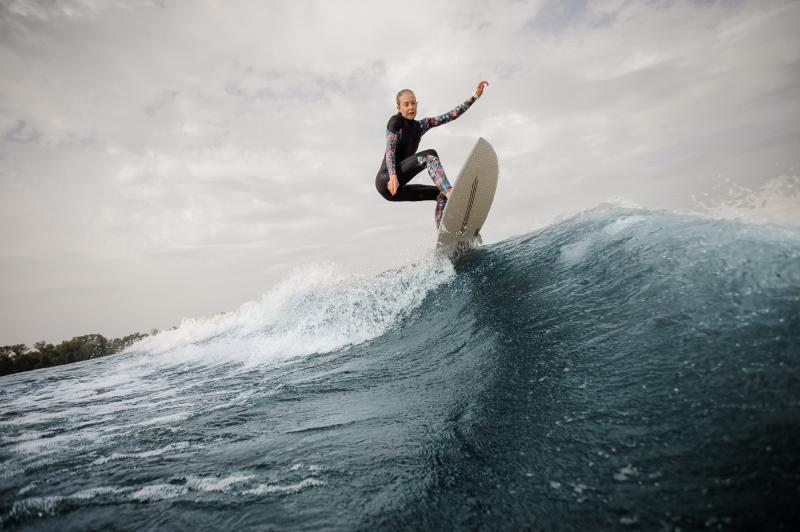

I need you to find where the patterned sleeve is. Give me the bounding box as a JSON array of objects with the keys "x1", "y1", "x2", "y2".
[
  {"x1": 419, "y1": 94, "x2": 478, "y2": 134},
  {"x1": 385, "y1": 128, "x2": 399, "y2": 176}
]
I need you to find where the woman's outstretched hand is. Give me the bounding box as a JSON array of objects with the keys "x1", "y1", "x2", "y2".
[
  {"x1": 388, "y1": 174, "x2": 399, "y2": 196},
  {"x1": 475, "y1": 80, "x2": 489, "y2": 97}
]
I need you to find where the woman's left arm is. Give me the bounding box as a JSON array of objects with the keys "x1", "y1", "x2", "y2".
[{"x1": 420, "y1": 80, "x2": 489, "y2": 133}]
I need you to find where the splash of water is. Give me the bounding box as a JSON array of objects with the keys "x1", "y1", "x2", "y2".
[
  {"x1": 128, "y1": 254, "x2": 454, "y2": 367},
  {"x1": 691, "y1": 174, "x2": 800, "y2": 228}
]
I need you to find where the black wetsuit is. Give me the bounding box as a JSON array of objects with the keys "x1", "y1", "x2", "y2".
[
  {"x1": 375, "y1": 116, "x2": 439, "y2": 201},
  {"x1": 375, "y1": 95, "x2": 478, "y2": 203}
]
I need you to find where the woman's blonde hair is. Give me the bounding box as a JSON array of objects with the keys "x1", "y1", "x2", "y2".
[{"x1": 396, "y1": 89, "x2": 415, "y2": 105}]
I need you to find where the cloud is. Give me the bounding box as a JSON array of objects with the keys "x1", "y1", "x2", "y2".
[
  {"x1": 0, "y1": 0, "x2": 144, "y2": 21},
  {"x1": 5, "y1": 120, "x2": 40, "y2": 143},
  {"x1": 0, "y1": 0, "x2": 798, "y2": 343},
  {"x1": 526, "y1": 0, "x2": 590, "y2": 32}
]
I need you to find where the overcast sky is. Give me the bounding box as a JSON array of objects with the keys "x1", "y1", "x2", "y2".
[{"x1": 1, "y1": 0, "x2": 798, "y2": 345}]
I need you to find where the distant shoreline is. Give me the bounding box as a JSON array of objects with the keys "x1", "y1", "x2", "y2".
[{"x1": 0, "y1": 332, "x2": 152, "y2": 377}]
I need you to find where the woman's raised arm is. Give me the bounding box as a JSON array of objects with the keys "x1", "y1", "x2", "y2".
[{"x1": 419, "y1": 80, "x2": 489, "y2": 134}]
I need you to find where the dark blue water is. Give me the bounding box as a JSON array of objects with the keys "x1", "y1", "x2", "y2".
[{"x1": 2, "y1": 207, "x2": 799, "y2": 531}]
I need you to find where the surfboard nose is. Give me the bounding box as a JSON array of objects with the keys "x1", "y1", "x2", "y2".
[
  {"x1": 436, "y1": 137, "x2": 499, "y2": 258},
  {"x1": 475, "y1": 137, "x2": 498, "y2": 175}
]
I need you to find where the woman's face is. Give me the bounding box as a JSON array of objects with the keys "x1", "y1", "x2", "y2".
[{"x1": 397, "y1": 92, "x2": 417, "y2": 120}]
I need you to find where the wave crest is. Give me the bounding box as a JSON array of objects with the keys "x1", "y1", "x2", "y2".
[{"x1": 128, "y1": 254, "x2": 454, "y2": 366}]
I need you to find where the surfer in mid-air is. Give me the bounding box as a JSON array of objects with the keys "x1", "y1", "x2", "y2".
[{"x1": 376, "y1": 80, "x2": 489, "y2": 228}]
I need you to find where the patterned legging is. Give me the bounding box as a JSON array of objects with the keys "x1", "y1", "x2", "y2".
[{"x1": 375, "y1": 148, "x2": 452, "y2": 227}]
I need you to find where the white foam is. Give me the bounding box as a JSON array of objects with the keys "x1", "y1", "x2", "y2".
[
  {"x1": 186, "y1": 474, "x2": 254, "y2": 492},
  {"x1": 10, "y1": 429, "x2": 105, "y2": 456},
  {"x1": 559, "y1": 210, "x2": 651, "y2": 266},
  {"x1": 3, "y1": 487, "x2": 137, "y2": 523},
  {"x1": 128, "y1": 255, "x2": 454, "y2": 367},
  {"x1": 613, "y1": 465, "x2": 638, "y2": 481},
  {"x1": 92, "y1": 441, "x2": 192, "y2": 465},
  {"x1": 8, "y1": 496, "x2": 62, "y2": 518},
  {"x1": 129, "y1": 484, "x2": 188, "y2": 501},
  {"x1": 17, "y1": 483, "x2": 37, "y2": 496},
  {"x1": 1, "y1": 431, "x2": 52, "y2": 444},
  {"x1": 1, "y1": 372, "x2": 171, "y2": 428},
  {"x1": 243, "y1": 477, "x2": 325, "y2": 495},
  {"x1": 206, "y1": 389, "x2": 257, "y2": 412},
  {"x1": 1, "y1": 457, "x2": 55, "y2": 480},
  {"x1": 560, "y1": 239, "x2": 593, "y2": 265},
  {"x1": 70, "y1": 486, "x2": 133, "y2": 500},
  {"x1": 602, "y1": 215, "x2": 646, "y2": 235},
  {"x1": 92, "y1": 453, "x2": 125, "y2": 465},
  {"x1": 135, "y1": 411, "x2": 191, "y2": 426}
]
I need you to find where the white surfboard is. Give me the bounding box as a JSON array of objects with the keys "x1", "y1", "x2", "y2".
[{"x1": 436, "y1": 137, "x2": 499, "y2": 257}]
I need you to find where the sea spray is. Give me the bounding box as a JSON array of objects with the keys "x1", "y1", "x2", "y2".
[
  {"x1": 691, "y1": 174, "x2": 800, "y2": 228},
  {"x1": 128, "y1": 254, "x2": 455, "y2": 367}
]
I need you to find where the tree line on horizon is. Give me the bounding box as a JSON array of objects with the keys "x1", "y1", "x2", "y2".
[{"x1": 0, "y1": 332, "x2": 151, "y2": 377}]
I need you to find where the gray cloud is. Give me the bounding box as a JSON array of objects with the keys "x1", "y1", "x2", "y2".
[
  {"x1": 5, "y1": 120, "x2": 40, "y2": 143},
  {"x1": 526, "y1": 0, "x2": 590, "y2": 32}
]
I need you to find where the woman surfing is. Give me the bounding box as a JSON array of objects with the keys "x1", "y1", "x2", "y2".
[{"x1": 375, "y1": 80, "x2": 489, "y2": 228}]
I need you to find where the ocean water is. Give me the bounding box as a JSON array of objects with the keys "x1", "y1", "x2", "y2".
[{"x1": 1, "y1": 206, "x2": 799, "y2": 531}]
